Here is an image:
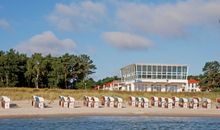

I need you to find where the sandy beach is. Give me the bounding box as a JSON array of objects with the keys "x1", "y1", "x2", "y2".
[{"x1": 0, "y1": 100, "x2": 220, "y2": 118}]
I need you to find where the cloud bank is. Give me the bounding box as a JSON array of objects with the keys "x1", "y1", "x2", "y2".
[
  {"x1": 103, "y1": 32, "x2": 153, "y2": 49},
  {"x1": 47, "y1": 0, "x2": 220, "y2": 50},
  {"x1": 0, "y1": 19, "x2": 11, "y2": 31},
  {"x1": 48, "y1": 1, "x2": 106, "y2": 31},
  {"x1": 117, "y1": 0, "x2": 220, "y2": 37},
  {"x1": 16, "y1": 31, "x2": 76, "y2": 56}
]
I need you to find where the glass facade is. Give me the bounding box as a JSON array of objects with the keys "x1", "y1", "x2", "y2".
[{"x1": 121, "y1": 64, "x2": 188, "y2": 82}]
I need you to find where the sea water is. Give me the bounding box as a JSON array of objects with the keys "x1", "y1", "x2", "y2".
[{"x1": 0, "y1": 116, "x2": 220, "y2": 130}]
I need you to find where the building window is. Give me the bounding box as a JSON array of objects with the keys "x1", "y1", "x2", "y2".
[{"x1": 137, "y1": 65, "x2": 141, "y2": 71}]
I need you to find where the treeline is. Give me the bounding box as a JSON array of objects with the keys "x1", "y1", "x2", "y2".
[
  {"x1": 0, "y1": 49, "x2": 96, "y2": 89},
  {"x1": 189, "y1": 61, "x2": 220, "y2": 90}
]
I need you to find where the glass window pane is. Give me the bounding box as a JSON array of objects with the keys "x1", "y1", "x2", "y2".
[
  {"x1": 137, "y1": 65, "x2": 141, "y2": 71},
  {"x1": 143, "y1": 65, "x2": 146, "y2": 71},
  {"x1": 168, "y1": 66, "x2": 171, "y2": 72},
  {"x1": 173, "y1": 66, "x2": 176, "y2": 72},
  {"x1": 148, "y1": 66, "x2": 151, "y2": 72},
  {"x1": 158, "y1": 66, "x2": 161, "y2": 72},
  {"x1": 153, "y1": 66, "x2": 156, "y2": 72}
]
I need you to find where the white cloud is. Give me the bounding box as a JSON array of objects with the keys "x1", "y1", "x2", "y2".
[
  {"x1": 117, "y1": 0, "x2": 220, "y2": 37},
  {"x1": 103, "y1": 32, "x2": 153, "y2": 49},
  {"x1": 48, "y1": 1, "x2": 106, "y2": 31},
  {"x1": 15, "y1": 31, "x2": 76, "y2": 56},
  {"x1": 0, "y1": 19, "x2": 11, "y2": 31}
]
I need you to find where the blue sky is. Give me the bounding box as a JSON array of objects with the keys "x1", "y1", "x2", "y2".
[{"x1": 0, "y1": 0, "x2": 220, "y2": 80}]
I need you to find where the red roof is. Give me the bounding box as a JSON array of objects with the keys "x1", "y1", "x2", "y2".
[
  {"x1": 188, "y1": 79, "x2": 199, "y2": 84},
  {"x1": 103, "y1": 82, "x2": 113, "y2": 87}
]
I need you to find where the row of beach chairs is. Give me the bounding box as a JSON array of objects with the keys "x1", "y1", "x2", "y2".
[
  {"x1": 1, "y1": 95, "x2": 220, "y2": 109},
  {"x1": 128, "y1": 96, "x2": 212, "y2": 109},
  {"x1": 83, "y1": 96, "x2": 124, "y2": 108}
]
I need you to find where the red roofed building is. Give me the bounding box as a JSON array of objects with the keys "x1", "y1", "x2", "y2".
[
  {"x1": 185, "y1": 79, "x2": 200, "y2": 92},
  {"x1": 101, "y1": 80, "x2": 125, "y2": 91}
]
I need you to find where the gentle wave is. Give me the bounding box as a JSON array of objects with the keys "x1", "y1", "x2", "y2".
[{"x1": 0, "y1": 116, "x2": 220, "y2": 130}]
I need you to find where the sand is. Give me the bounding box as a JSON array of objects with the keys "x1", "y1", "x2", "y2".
[{"x1": 0, "y1": 100, "x2": 220, "y2": 118}]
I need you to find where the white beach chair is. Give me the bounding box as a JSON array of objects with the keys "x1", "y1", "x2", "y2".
[
  {"x1": 159, "y1": 97, "x2": 165, "y2": 108},
  {"x1": 172, "y1": 97, "x2": 179, "y2": 108},
  {"x1": 202, "y1": 98, "x2": 211, "y2": 109},
  {"x1": 216, "y1": 98, "x2": 220, "y2": 109},
  {"x1": 151, "y1": 96, "x2": 158, "y2": 107},
  {"x1": 1, "y1": 96, "x2": 10, "y2": 109},
  {"x1": 32, "y1": 95, "x2": 37, "y2": 107},
  {"x1": 194, "y1": 97, "x2": 202, "y2": 108},
  {"x1": 68, "y1": 96, "x2": 75, "y2": 108},
  {"x1": 135, "y1": 97, "x2": 142, "y2": 108},
  {"x1": 141, "y1": 97, "x2": 149, "y2": 108},
  {"x1": 114, "y1": 97, "x2": 123, "y2": 108},
  {"x1": 128, "y1": 96, "x2": 136, "y2": 107},
  {"x1": 165, "y1": 98, "x2": 173, "y2": 109},
  {"x1": 92, "y1": 97, "x2": 100, "y2": 108},
  {"x1": 60, "y1": 96, "x2": 68, "y2": 108},
  {"x1": 87, "y1": 96, "x2": 93, "y2": 108},
  {"x1": 83, "y1": 96, "x2": 88, "y2": 106},
  {"x1": 108, "y1": 96, "x2": 115, "y2": 108},
  {"x1": 35, "y1": 96, "x2": 44, "y2": 109},
  {"x1": 101, "y1": 96, "x2": 109, "y2": 107},
  {"x1": 179, "y1": 98, "x2": 188, "y2": 108},
  {"x1": 59, "y1": 96, "x2": 64, "y2": 106}
]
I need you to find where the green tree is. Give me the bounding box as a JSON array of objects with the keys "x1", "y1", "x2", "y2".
[
  {"x1": 0, "y1": 49, "x2": 27, "y2": 87},
  {"x1": 25, "y1": 53, "x2": 45, "y2": 88},
  {"x1": 200, "y1": 61, "x2": 220, "y2": 90}
]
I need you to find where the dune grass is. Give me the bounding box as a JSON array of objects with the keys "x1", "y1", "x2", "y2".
[{"x1": 0, "y1": 87, "x2": 219, "y2": 101}]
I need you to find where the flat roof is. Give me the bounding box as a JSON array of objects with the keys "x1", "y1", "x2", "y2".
[
  {"x1": 134, "y1": 63, "x2": 188, "y2": 66},
  {"x1": 121, "y1": 63, "x2": 188, "y2": 69}
]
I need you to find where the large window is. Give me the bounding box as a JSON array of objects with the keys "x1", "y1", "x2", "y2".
[{"x1": 121, "y1": 64, "x2": 188, "y2": 81}]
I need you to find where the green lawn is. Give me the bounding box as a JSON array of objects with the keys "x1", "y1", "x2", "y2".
[{"x1": 0, "y1": 87, "x2": 219, "y2": 101}]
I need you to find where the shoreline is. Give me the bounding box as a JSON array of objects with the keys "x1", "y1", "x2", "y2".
[{"x1": 0, "y1": 100, "x2": 220, "y2": 119}]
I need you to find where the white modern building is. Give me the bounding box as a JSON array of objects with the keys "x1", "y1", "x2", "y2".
[
  {"x1": 185, "y1": 79, "x2": 200, "y2": 92},
  {"x1": 120, "y1": 64, "x2": 188, "y2": 92}
]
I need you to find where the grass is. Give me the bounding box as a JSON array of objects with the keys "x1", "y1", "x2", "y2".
[{"x1": 0, "y1": 87, "x2": 220, "y2": 102}]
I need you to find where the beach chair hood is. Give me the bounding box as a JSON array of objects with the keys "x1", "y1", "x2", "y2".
[
  {"x1": 152, "y1": 96, "x2": 158, "y2": 101},
  {"x1": 1, "y1": 96, "x2": 10, "y2": 102},
  {"x1": 92, "y1": 97, "x2": 99, "y2": 102},
  {"x1": 108, "y1": 97, "x2": 114, "y2": 102},
  {"x1": 36, "y1": 96, "x2": 44, "y2": 102},
  {"x1": 142, "y1": 97, "x2": 149, "y2": 103},
  {"x1": 129, "y1": 96, "x2": 136, "y2": 102},
  {"x1": 68, "y1": 96, "x2": 75, "y2": 102}
]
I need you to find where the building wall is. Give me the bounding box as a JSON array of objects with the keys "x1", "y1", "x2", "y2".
[{"x1": 185, "y1": 82, "x2": 200, "y2": 92}]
